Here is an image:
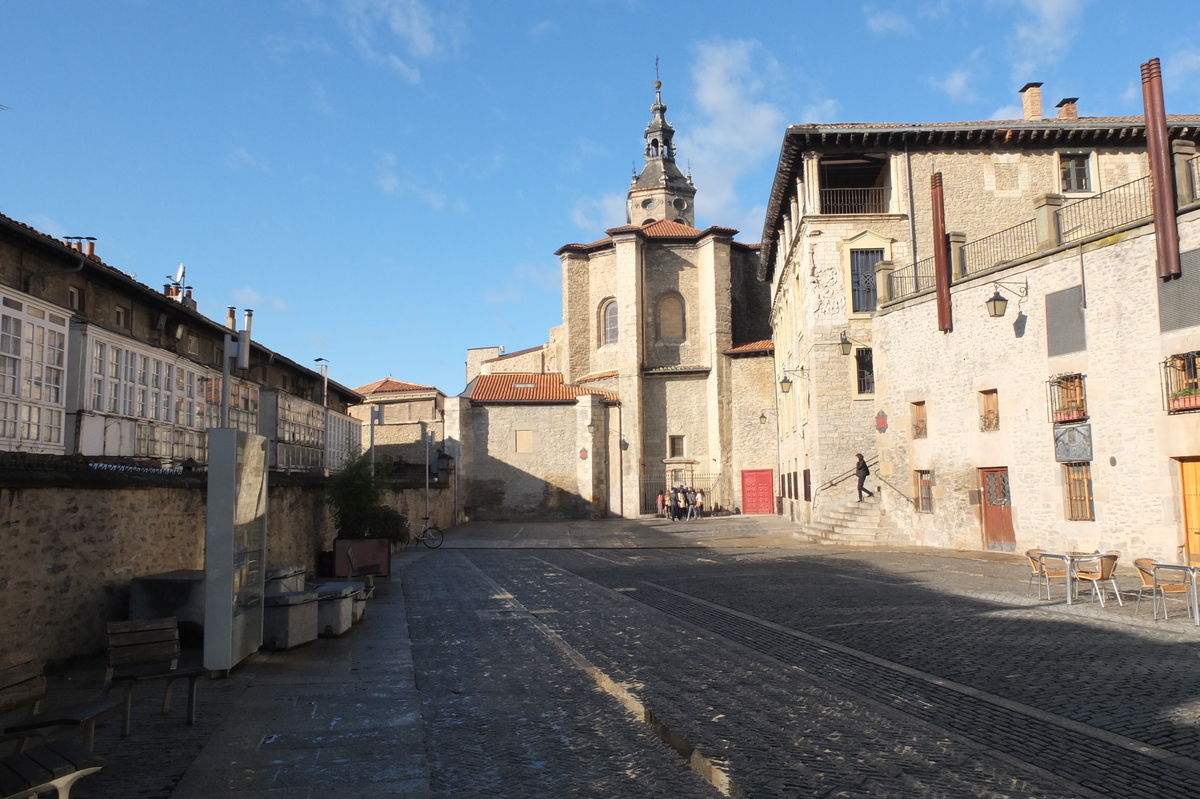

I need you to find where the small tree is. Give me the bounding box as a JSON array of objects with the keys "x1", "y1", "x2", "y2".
[{"x1": 327, "y1": 449, "x2": 409, "y2": 545}]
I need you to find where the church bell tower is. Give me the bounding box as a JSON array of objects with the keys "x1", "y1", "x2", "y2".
[{"x1": 626, "y1": 80, "x2": 696, "y2": 227}]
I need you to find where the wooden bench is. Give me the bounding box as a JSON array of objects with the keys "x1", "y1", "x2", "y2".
[
  {"x1": 0, "y1": 652, "x2": 111, "y2": 799},
  {"x1": 104, "y1": 618, "x2": 207, "y2": 737}
]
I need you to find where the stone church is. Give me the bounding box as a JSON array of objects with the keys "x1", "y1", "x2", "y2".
[{"x1": 447, "y1": 82, "x2": 778, "y2": 520}]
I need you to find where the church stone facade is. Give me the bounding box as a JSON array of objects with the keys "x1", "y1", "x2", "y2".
[{"x1": 447, "y1": 83, "x2": 777, "y2": 520}]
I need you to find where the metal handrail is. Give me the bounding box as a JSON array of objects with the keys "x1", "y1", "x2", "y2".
[
  {"x1": 960, "y1": 219, "x2": 1038, "y2": 276},
  {"x1": 1057, "y1": 175, "x2": 1153, "y2": 244}
]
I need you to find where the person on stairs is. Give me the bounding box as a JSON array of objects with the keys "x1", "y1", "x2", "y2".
[{"x1": 855, "y1": 453, "x2": 874, "y2": 501}]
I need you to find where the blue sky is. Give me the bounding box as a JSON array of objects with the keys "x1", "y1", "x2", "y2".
[{"x1": 2, "y1": 1, "x2": 1197, "y2": 395}]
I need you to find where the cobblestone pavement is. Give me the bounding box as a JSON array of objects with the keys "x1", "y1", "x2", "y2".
[{"x1": 35, "y1": 518, "x2": 1200, "y2": 797}]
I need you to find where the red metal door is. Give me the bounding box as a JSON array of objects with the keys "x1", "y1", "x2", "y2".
[
  {"x1": 741, "y1": 469, "x2": 775, "y2": 515},
  {"x1": 980, "y1": 467, "x2": 1015, "y2": 552}
]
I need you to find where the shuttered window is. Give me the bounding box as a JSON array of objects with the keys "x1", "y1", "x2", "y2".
[{"x1": 1046, "y1": 286, "x2": 1086, "y2": 357}]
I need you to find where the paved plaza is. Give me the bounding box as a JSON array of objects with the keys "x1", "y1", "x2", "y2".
[{"x1": 63, "y1": 517, "x2": 1200, "y2": 798}]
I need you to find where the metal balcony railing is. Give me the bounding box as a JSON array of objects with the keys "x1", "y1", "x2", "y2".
[
  {"x1": 960, "y1": 219, "x2": 1039, "y2": 277},
  {"x1": 1057, "y1": 175, "x2": 1153, "y2": 244},
  {"x1": 819, "y1": 187, "x2": 890, "y2": 215},
  {"x1": 888, "y1": 256, "x2": 936, "y2": 301}
]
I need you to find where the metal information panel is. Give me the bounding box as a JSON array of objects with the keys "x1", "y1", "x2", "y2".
[
  {"x1": 204, "y1": 428, "x2": 268, "y2": 671},
  {"x1": 1054, "y1": 423, "x2": 1093, "y2": 463}
]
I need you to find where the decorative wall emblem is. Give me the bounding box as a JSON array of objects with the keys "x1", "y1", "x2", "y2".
[
  {"x1": 579, "y1": 448, "x2": 589, "y2": 460},
  {"x1": 1053, "y1": 424, "x2": 1092, "y2": 463},
  {"x1": 875, "y1": 411, "x2": 888, "y2": 433}
]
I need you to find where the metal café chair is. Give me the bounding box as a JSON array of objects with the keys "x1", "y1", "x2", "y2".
[
  {"x1": 1073, "y1": 551, "x2": 1123, "y2": 608},
  {"x1": 1132, "y1": 558, "x2": 1190, "y2": 620},
  {"x1": 1033, "y1": 551, "x2": 1068, "y2": 601}
]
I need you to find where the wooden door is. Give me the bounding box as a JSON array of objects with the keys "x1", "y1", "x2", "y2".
[
  {"x1": 1183, "y1": 460, "x2": 1200, "y2": 565},
  {"x1": 741, "y1": 469, "x2": 775, "y2": 515},
  {"x1": 980, "y1": 467, "x2": 1015, "y2": 552}
]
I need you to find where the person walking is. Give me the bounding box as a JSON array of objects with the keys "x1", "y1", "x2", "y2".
[
  {"x1": 668, "y1": 486, "x2": 678, "y2": 521},
  {"x1": 686, "y1": 487, "x2": 698, "y2": 520},
  {"x1": 695, "y1": 489, "x2": 705, "y2": 518},
  {"x1": 675, "y1": 485, "x2": 687, "y2": 520},
  {"x1": 656, "y1": 490, "x2": 665, "y2": 518},
  {"x1": 855, "y1": 453, "x2": 874, "y2": 501}
]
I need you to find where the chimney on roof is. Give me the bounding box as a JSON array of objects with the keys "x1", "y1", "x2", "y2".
[
  {"x1": 226, "y1": 306, "x2": 237, "y2": 330},
  {"x1": 1056, "y1": 98, "x2": 1079, "y2": 119},
  {"x1": 85, "y1": 240, "x2": 95, "y2": 257},
  {"x1": 1020, "y1": 82, "x2": 1044, "y2": 120}
]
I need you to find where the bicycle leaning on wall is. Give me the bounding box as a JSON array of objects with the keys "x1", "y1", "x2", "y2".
[{"x1": 406, "y1": 517, "x2": 443, "y2": 549}]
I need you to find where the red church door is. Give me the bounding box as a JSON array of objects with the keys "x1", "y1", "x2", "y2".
[{"x1": 741, "y1": 469, "x2": 775, "y2": 515}]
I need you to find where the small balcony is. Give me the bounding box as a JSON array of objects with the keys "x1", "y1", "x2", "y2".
[
  {"x1": 1048, "y1": 374, "x2": 1088, "y2": 424},
  {"x1": 819, "y1": 187, "x2": 891, "y2": 215},
  {"x1": 1164, "y1": 352, "x2": 1200, "y2": 414}
]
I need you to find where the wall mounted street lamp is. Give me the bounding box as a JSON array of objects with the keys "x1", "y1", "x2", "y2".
[
  {"x1": 759, "y1": 412, "x2": 768, "y2": 425},
  {"x1": 778, "y1": 367, "x2": 806, "y2": 394},
  {"x1": 586, "y1": 421, "x2": 596, "y2": 434},
  {"x1": 839, "y1": 331, "x2": 853, "y2": 356},
  {"x1": 985, "y1": 279, "x2": 1030, "y2": 318}
]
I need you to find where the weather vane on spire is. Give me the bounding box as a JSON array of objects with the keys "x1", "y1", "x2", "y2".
[{"x1": 655, "y1": 56, "x2": 660, "y2": 83}]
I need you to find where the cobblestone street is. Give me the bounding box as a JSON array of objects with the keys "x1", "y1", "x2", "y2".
[{"x1": 58, "y1": 518, "x2": 1200, "y2": 798}]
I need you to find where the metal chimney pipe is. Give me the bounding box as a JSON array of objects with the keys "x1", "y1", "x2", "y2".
[
  {"x1": 1142, "y1": 58, "x2": 1181, "y2": 279},
  {"x1": 932, "y1": 173, "x2": 953, "y2": 333},
  {"x1": 237, "y1": 309, "x2": 253, "y2": 370}
]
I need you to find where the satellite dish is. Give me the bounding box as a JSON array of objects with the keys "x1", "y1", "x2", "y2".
[{"x1": 175, "y1": 264, "x2": 185, "y2": 283}]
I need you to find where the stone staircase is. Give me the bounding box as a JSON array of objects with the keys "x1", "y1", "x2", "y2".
[{"x1": 801, "y1": 493, "x2": 907, "y2": 546}]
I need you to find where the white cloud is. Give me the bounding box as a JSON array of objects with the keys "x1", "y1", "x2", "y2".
[
  {"x1": 1008, "y1": 0, "x2": 1087, "y2": 80},
  {"x1": 265, "y1": 34, "x2": 333, "y2": 58},
  {"x1": 25, "y1": 214, "x2": 66, "y2": 239},
  {"x1": 529, "y1": 20, "x2": 559, "y2": 40},
  {"x1": 930, "y1": 68, "x2": 975, "y2": 101},
  {"x1": 232, "y1": 286, "x2": 287, "y2": 312},
  {"x1": 484, "y1": 263, "x2": 559, "y2": 306},
  {"x1": 571, "y1": 193, "x2": 626, "y2": 232},
  {"x1": 1164, "y1": 48, "x2": 1200, "y2": 94},
  {"x1": 228, "y1": 147, "x2": 269, "y2": 172},
  {"x1": 799, "y1": 98, "x2": 839, "y2": 123},
  {"x1": 989, "y1": 103, "x2": 1023, "y2": 120},
  {"x1": 864, "y1": 7, "x2": 913, "y2": 35},
  {"x1": 312, "y1": 83, "x2": 335, "y2": 116},
  {"x1": 376, "y1": 151, "x2": 447, "y2": 209},
  {"x1": 677, "y1": 39, "x2": 787, "y2": 232},
  {"x1": 334, "y1": 0, "x2": 464, "y2": 84}
]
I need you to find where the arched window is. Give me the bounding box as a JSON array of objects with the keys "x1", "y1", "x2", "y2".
[
  {"x1": 658, "y1": 295, "x2": 685, "y2": 341},
  {"x1": 601, "y1": 300, "x2": 619, "y2": 345}
]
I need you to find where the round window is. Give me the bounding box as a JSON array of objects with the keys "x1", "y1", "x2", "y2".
[
  {"x1": 641, "y1": 198, "x2": 656, "y2": 209},
  {"x1": 673, "y1": 198, "x2": 688, "y2": 210}
]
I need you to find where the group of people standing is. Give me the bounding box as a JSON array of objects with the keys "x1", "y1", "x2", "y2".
[{"x1": 657, "y1": 485, "x2": 705, "y2": 521}]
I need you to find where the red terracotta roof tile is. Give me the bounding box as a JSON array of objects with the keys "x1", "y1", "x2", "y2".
[
  {"x1": 725, "y1": 339, "x2": 775, "y2": 355},
  {"x1": 577, "y1": 370, "x2": 619, "y2": 383},
  {"x1": 355, "y1": 378, "x2": 438, "y2": 395},
  {"x1": 470, "y1": 373, "x2": 618, "y2": 404}
]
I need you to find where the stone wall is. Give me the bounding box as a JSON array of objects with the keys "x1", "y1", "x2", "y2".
[
  {"x1": 872, "y1": 208, "x2": 1200, "y2": 559},
  {"x1": 457, "y1": 400, "x2": 603, "y2": 520},
  {"x1": 1, "y1": 473, "x2": 453, "y2": 666},
  {"x1": 729, "y1": 354, "x2": 779, "y2": 512}
]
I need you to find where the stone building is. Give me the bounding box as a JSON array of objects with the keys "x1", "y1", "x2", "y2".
[
  {"x1": 759, "y1": 74, "x2": 1200, "y2": 560},
  {"x1": 448, "y1": 82, "x2": 777, "y2": 520},
  {"x1": 0, "y1": 212, "x2": 360, "y2": 470},
  {"x1": 349, "y1": 377, "x2": 446, "y2": 467}
]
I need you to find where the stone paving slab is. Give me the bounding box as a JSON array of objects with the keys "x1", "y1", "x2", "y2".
[{"x1": 31, "y1": 518, "x2": 1200, "y2": 797}]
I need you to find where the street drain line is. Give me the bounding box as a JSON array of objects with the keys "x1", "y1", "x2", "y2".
[{"x1": 460, "y1": 557, "x2": 748, "y2": 799}]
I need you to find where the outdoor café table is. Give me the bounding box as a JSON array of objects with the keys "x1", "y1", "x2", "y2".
[
  {"x1": 1038, "y1": 552, "x2": 1102, "y2": 605},
  {"x1": 1151, "y1": 563, "x2": 1200, "y2": 625}
]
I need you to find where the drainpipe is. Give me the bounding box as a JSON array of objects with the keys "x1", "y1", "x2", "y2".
[
  {"x1": 1142, "y1": 57, "x2": 1181, "y2": 279},
  {"x1": 24, "y1": 250, "x2": 85, "y2": 294},
  {"x1": 905, "y1": 141, "x2": 918, "y2": 267},
  {"x1": 931, "y1": 173, "x2": 952, "y2": 332}
]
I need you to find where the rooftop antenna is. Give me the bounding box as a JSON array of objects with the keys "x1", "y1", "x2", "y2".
[{"x1": 655, "y1": 56, "x2": 660, "y2": 83}]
